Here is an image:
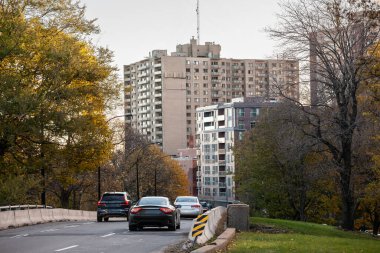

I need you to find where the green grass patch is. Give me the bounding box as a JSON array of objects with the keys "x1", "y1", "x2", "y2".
[{"x1": 228, "y1": 217, "x2": 380, "y2": 253}]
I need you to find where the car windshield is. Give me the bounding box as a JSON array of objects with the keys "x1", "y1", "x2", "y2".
[
  {"x1": 138, "y1": 198, "x2": 167, "y2": 206},
  {"x1": 200, "y1": 202, "x2": 208, "y2": 207},
  {"x1": 176, "y1": 197, "x2": 198, "y2": 203},
  {"x1": 101, "y1": 194, "x2": 125, "y2": 201}
]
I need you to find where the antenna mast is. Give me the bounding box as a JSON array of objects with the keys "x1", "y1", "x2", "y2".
[{"x1": 196, "y1": 0, "x2": 200, "y2": 45}]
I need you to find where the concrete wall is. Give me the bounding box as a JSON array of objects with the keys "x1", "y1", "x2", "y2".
[{"x1": 0, "y1": 209, "x2": 96, "y2": 230}]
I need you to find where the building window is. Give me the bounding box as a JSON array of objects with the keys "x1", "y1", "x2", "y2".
[
  {"x1": 212, "y1": 166, "x2": 218, "y2": 174},
  {"x1": 194, "y1": 75, "x2": 199, "y2": 80},
  {"x1": 250, "y1": 121, "x2": 256, "y2": 128},
  {"x1": 203, "y1": 69, "x2": 208, "y2": 73},
  {"x1": 186, "y1": 60, "x2": 191, "y2": 65},
  {"x1": 238, "y1": 108, "x2": 245, "y2": 117},
  {"x1": 194, "y1": 60, "x2": 199, "y2": 65},
  {"x1": 250, "y1": 108, "x2": 259, "y2": 117},
  {"x1": 203, "y1": 61, "x2": 208, "y2": 66},
  {"x1": 238, "y1": 121, "x2": 245, "y2": 129},
  {"x1": 204, "y1": 177, "x2": 211, "y2": 185},
  {"x1": 186, "y1": 68, "x2": 191, "y2": 73},
  {"x1": 204, "y1": 166, "x2": 210, "y2": 174}
]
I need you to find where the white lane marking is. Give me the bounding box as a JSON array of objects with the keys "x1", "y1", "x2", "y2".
[
  {"x1": 100, "y1": 233, "x2": 115, "y2": 238},
  {"x1": 40, "y1": 229, "x2": 59, "y2": 232},
  {"x1": 10, "y1": 234, "x2": 28, "y2": 238},
  {"x1": 81, "y1": 222, "x2": 94, "y2": 225},
  {"x1": 64, "y1": 225, "x2": 79, "y2": 228},
  {"x1": 55, "y1": 245, "x2": 78, "y2": 252}
]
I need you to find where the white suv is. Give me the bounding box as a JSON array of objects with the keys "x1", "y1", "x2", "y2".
[{"x1": 174, "y1": 196, "x2": 202, "y2": 217}]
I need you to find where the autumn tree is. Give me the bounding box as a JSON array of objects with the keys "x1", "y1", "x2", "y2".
[
  {"x1": 267, "y1": 0, "x2": 380, "y2": 230},
  {"x1": 0, "y1": 0, "x2": 120, "y2": 207}
]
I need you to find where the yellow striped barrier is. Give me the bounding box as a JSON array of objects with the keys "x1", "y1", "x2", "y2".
[{"x1": 191, "y1": 213, "x2": 209, "y2": 238}]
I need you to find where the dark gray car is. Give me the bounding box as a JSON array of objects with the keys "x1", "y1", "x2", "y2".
[
  {"x1": 97, "y1": 192, "x2": 132, "y2": 222},
  {"x1": 128, "y1": 196, "x2": 180, "y2": 231}
]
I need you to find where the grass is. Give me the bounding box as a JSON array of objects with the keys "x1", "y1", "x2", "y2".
[{"x1": 228, "y1": 217, "x2": 380, "y2": 253}]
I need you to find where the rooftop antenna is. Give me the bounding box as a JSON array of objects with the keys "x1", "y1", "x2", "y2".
[{"x1": 196, "y1": 0, "x2": 200, "y2": 45}]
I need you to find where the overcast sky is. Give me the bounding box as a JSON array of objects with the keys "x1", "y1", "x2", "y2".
[{"x1": 80, "y1": 0, "x2": 283, "y2": 77}]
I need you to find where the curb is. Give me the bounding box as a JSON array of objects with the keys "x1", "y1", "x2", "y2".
[{"x1": 191, "y1": 228, "x2": 236, "y2": 253}]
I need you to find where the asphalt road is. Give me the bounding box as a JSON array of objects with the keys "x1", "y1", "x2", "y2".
[{"x1": 0, "y1": 218, "x2": 193, "y2": 253}]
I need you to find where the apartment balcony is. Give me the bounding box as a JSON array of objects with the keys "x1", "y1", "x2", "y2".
[
  {"x1": 218, "y1": 137, "x2": 225, "y2": 143},
  {"x1": 211, "y1": 79, "x2": 220, "y2": 83},
  {"x1": 219, "y1": 171, "x2": 227, "y2": 176},
  {"x1": 154, "y1": 63, "x2": 162, "y2": 68},
  {"x1": 205, "y1": 125, "x2": 215, "y2": 131},
  {"x1": 219, "y1": 182, "x2": 226, "y2": 188},
  {"x1": 211, "y1": 72, "x2": 220, "y2": 76},
  {"x1": 218, "y1": 149, "x2": 226, "y2": 154},
  {"x1": 154, "y1": 70, "x2": 162, "y2": 75},
  {"x1": 219, "y1": 160, "x2": 226, "y2": 166},
  {"x1": 155, "y1": 84, "x2": 162, "y2": 90},
  {"x1": 154, "y1": 100, "x2": 162, "y2": 105},
  {"x1": 203, "y1": 116, "x2": 214, "y2": 123},
  {"x1": 217, "y1": 115, "x2": 225, "y2": 121},
  {"x1": 137, "y1": 65, "x2": 149, "y2": 71},
  {"x1": 155, "y1": 78, "x2": 162, "y2": 82},
  {"x1": 196, "y1": 171, "x2": 201, "y2": 177}
]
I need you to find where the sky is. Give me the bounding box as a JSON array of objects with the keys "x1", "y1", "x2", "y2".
[{"x1": 80, "y1": 0, "x2": 283, "y2": 78}]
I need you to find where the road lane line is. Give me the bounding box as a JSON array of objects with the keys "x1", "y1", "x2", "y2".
[
  {"x1": 101, "y1": 233, "x2": 115, "y2": 238},
  {"x1": 40, "y1": 229, "x2": 59, "y2": 232},
  {"x1": 64, "y1": 225, "x2": 80, "y2": 228},
  {"x1": 10, "y1": 234, "x2": 28, "y2": 238},
  {"x1": 55, "y1": 245, "x2": 78, "y2": 252}
]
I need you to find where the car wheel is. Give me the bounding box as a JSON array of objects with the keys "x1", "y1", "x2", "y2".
[
  {"x1": 97, "y1": 216, "x2": 102, "y2": 222},
  {"x1": 169, "y1": 217, "x2": 177, "y2": 231},
  {"x1": 129, "y1": 225, "x2": 137, "y2": 231},
  {"x1": 176, "y1": 221, "x2": 181, "y2": 229},
  {"x1": 104, "y1": 217, "x2": 109, "y2": 222}
]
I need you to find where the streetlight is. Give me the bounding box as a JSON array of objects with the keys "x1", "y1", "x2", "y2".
[{"x1": 97, "y1": 114, "x2": 132, "y2": 200}]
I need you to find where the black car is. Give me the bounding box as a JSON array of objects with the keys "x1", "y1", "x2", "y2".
[
  {"x1": 200, "y1": 201, "x2": 213, "y2": 213},
  {"x1": 129, "y1": 196, "x2": 180, "y2": 231},
  {"x1": 97, "y1": 192, "x2": 132, "y2": 222}
]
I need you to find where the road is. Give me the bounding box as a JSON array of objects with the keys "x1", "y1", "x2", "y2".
[{"x1": 0, "y1": 218, "x2": 192, "y2": 253}]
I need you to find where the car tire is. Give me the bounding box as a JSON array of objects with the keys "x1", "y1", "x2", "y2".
[
  {"x1": 169, "y1": 217, "x2": 177, "y2": 231},
  {"x1": 129, "y1": 225, "x2": 137, "y2": 231},
  {"x1": 104, "y1": 217, "x2": 109, "y2": 222},
  {"x1": 176, "y1": 221, "x2": 181, "y2": 229},
  {"x1": 97, "y1": 216, "x2": 102, "y2": 222}
]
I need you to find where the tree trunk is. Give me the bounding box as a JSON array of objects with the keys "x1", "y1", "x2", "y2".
[
  {"x1": 60, "y1": 189, "x2": 71, "y2": 209},
  {"x1": 373, "y1": 209, "x2": 380, "y2": 236},
  {"x1": 340, "y1": 141, "x2": 355, "y2": 230}
]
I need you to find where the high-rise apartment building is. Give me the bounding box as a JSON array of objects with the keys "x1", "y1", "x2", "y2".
[
  {"x1": 124, "y1": 38, "x2": 299, "y2": 155},
  {"x1": 195, "y1": 97, "x2": 277, "y2": 205}
]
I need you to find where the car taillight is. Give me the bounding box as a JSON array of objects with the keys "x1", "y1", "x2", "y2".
[
  {"x1": 191, "y1": 204, "x2": 201, "y2": 208},
  {"x1": 121, "y1": 200, "x2": 130, "y2": 206},
  {"x1": 97, "y1": 201, "x2": 106, "y2": 207},
  {"x1": 130, "y1": 207, "x2": 142, "y2": 214},
  {"x1": 159, "y1": 207, "x2": 174, "y2": 214}
]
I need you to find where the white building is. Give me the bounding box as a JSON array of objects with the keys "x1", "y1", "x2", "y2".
[{"x1": 195, "y1": 97, "x2": 276, "y2": 205}]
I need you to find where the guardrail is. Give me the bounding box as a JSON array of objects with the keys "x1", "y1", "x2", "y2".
[{"x1": 0, "y1": 205, "x2": 53, "y2": 211}]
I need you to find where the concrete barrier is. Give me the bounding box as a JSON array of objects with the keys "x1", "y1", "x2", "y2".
[
  {"x1": 191, "y1": 228, "x2": 236, "y2": 253},
  {"x1": 0, "y1": 208, "x2": 97, "y2": 230},
  {"x1": 40, "y1": 208, "x2": 55, "y2": 222},
  {"x1": 227, "y1": 204, "x2": 250, "y2": 231},
  {"x1": 188, "y1": 206, "x2": 227, "y2": 245},
  {"x1": 0, "y1": 210, "x2": 15, "y2": 229},
  {"x1": 14, "y1": 209, "x2": 31, "y2": 227},
  {"x1": 28, "y1": 209, "x2": 43, "y2": 224}
]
